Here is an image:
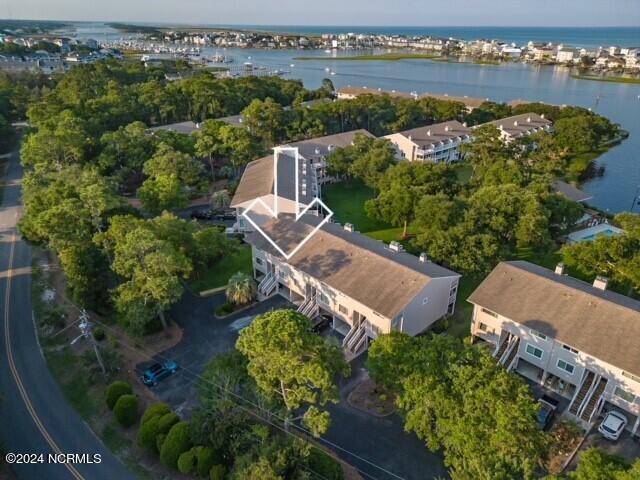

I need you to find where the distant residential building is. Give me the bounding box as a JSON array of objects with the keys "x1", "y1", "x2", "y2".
[
  {"x1": 484, "y1": 112, "x2": 552, "y2": 142},
  {"x1": 336, "y1": 86, "x2": 415, "y2": 100},
  {"x1": 469, "y1": 261, "x2": 640, "y2": 435},
  {"x1": 384, "y1": 120, "x2": 472, "y2": 163},
  {"x1": 556, "y1": 48, "x2": 579, "y2": 64},
  {"x1": 418, "y1": 92, "x2": 487, "y2": 112}
]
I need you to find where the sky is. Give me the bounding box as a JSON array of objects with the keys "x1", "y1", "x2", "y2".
[{"x1": 2, "y1": 0, "x2": 639, "y2": 27}]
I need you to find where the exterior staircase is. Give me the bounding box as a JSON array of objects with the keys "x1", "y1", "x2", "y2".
[
  {"x1": 581, "y1": 377, "x2": 608, "y2": 422},
  {"x1": 297, "y1": 295, "x2": 319, "y2": 318},
  {"x1": 569, "y1": 370, "x2": 596, "y2": 416},
  {"x1": 258, "y1": 273, "x2": 276, "y2": 297},
  {"x1": 502, "y1": 337, "x2": 520, "y2": 371},
  {"x1": 342, "y1": 321, "x2": 368, "y2": 360},
  {"x1": 494, "y1": 333, "x2": 512, "y2": 360}
]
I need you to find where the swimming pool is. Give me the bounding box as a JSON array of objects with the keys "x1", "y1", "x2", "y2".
[{"x1": 567, "y1": 224, "x2": 625, "y2": 243}]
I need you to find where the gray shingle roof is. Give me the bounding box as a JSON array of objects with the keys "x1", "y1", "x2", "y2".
[
  {"x1": 486, "y1": 112, "x2": 552, "y2": 138},
  {"x1": 391, "y1": 120, "x2": 471, "y2": 148},
  {"x1": 245, "y1": 215, "x2": 459, "y2": 319},
  {"x1": 468, "y1": 261, "x2": 640, "y2": 376}
]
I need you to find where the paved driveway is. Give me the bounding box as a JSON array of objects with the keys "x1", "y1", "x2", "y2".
[
  {"x1": 139, "y1": 292, "x2": 448, "y2": 479},
  {"x1": 568, "y1": 428, "x2": 640, "y2": 471}
]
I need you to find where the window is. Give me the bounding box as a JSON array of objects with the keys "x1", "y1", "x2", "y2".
[
  {"x1": 556, "y1": 359, "x2": 575, "y2": 375},
  {"x1": 525, "y1": 343, "x2": 543, "y2": 359},
  {"x1": 338, "y1": 304, "x2": 348, "y2": 315},
  {"x1": 449, "y1": 285, "x2": 458, "y2": 296},
  {"x1": 479, "y1": 322, "x2": 488, "y2": 332},
  {"x1": 422, "y1": 297, "x2": 429, "y2": 305},
  {"x1": 278, "y1": 270, "x2": 287, "y2": 279},
  {"x1": 255, "y1": 257, "x2": 263, "y2": 265},
  {"x1": 481, "y1": 308, "x2": 498, "y2": 318},
  {"x1": 530, "y1": 329, "x2": 547, "y2": 341},
  {"x1": 318, "y1": 292, "x2": 329, "y2": 305},
  {"x1": 614, "y1": 386, "x2": 636, "y2": 404},
  {"x1": 562, "y1": 344, "x2": 579, "y2": 355}
]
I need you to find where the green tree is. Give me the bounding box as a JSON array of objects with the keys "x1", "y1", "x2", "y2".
[
  {"x1": 568, "y1": 448, "x2": 632, "y2": 480},
  {"x1": 349, "y1": 138, "x2": 395, "y2": 190},
  {"x1": 562, "y1": 212, "x2": 640, "y2": 294},
  {"x1": 225, "y1": 272, "x2": 257, "y2": 306},
  {"x1": 242, "y1": 97, "x2": 286, "y2": 145},
  {"x1": 236, "y1": 310, "x2": 350, "y2": 436}
]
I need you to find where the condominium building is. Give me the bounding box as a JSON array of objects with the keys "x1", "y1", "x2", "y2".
[
  {"x1": 245, "y1": 215, "x2": 461, "y2": 358},
  {"x1": 230, "y1": 130, "x2": 374, "y2": 232},
  {"x1": 384, "y1": 120, "x2": 472, "y2": 163},
  {"x1": 485, "y1": 112, "x2": 553, "y2": 142},
  {"x1": 469, "y1": 261, "x2": 640, "y2": 435}
]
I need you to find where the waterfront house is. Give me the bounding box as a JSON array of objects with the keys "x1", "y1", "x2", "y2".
[
  {"x1": 484, "y1": 112, "x2": 552, "y2": 142},
  {"x1": 245, "y1": 214, "x2": 461, "y2": 358},
  {"x1": 418, "y1": 92, "x2": 487, "y2": 112},
  {"x1": 230, "y1": 130, "x2": 374, "y2": 232},
  {"x1": 337, "y1": 86, "x2": 415, "y2": 100},
  {"x1": 384, "y1": 120, "x2": 472, "y2": 163},
  {"x1": 469, "y1": 261, "x2": 640, "y2": 435}
]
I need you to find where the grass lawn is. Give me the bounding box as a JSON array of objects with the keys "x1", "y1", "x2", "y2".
[
  {"x1": 294, "y1": 53, "x2": 442, "y2": 61},
  {"x1": 571, "y1": 74, "x2": 640, "y2": 84},
  {"x1": 190, "y1": 244, "x2": 253, "y2": 293}
]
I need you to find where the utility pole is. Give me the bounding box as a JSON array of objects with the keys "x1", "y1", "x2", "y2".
[{"x1": 71, "y1": 309, "x2": 106, "y2": 376}]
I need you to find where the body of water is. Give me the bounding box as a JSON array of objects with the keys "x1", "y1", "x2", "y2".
[{"x1": 54, "y1": 22, "x2": 640, "y2": 213}]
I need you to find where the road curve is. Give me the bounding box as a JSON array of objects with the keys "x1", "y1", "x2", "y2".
[{"x1": 0, "y1": 140, "x2": 136, "y2": 480}]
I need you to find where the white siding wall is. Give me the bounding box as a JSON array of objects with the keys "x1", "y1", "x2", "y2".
[
  {"x1": 470, "y1": 304, "x2": 640, "y2": 419},
  {"x1": 399, "y1": 276, "x2": 459, "y2": 336}
]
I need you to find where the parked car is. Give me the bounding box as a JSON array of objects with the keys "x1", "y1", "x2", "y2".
[
  {"x1": 214, "y1": 211, "x2": 236, "y2": 221},
  {"x1": 311, "y1": 314, "x2": 331, "y2": 333},
  {"x1": 598, "y1": 411, "x2": 628, "y2": 441},
  {"x1": 141, "y1": 360, "x2": 179, "y2": 386},
  {"x1": 190, "y1": 209, "x2": 214, "y2": 220},
  {"x1": 536, "y1": 395, "x2": 559, "y2": 430}
]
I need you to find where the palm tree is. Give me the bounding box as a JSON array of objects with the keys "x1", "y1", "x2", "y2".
[{"x1": 225, "y1": 272, "x2": 256, "y2": 306}]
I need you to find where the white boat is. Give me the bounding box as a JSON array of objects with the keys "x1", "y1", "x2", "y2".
[
  {"x1": 290, "y1": 63, "x2": 295, "y2": 67},
  {"x1": 324, "y1": 49, "x2": 332, "y2": 53},
  {"x1": 330, "y1": 71, "x2": 336, "y2": 76},
  {"x1": 325, "y1": 67, "x2": 331, "y2": 72}
]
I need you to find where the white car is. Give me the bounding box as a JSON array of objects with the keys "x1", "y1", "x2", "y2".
[{"x1": 598, "y1": 411, "x2": 628, "y2": 441}]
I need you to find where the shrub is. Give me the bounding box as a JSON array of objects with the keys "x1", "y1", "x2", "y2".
[
  {"x1": 113, "y1": 394, "x2": 138, "y2": 427},
  {"x1": 215, "y1": 302, "x2": 236, "y2": 316},
  {"x1": 160, "y1": 421, "x2": 192, "y2": 469},
  {"x1": 158, "y1": 412, "x2": 180, "y2": 434},
  {"x1": 156, "y1": 433, "x2": 167, "y2": 453},
  {"x1": 137, "y1": 415, "x2": 162, "y2": 454},
  {"x1": 106, "y1": 380, "x2": 132, "y2": 410},
  {"x1": 309, "y1": 449, "x2": 344, "y2": 480},
  {"x1": 196, "y1": 446, "x2": 217, "y2": 478},
  {"x1": 141, "y1": 402, "x2": 171, "y2": 425},
  {"x1": 177, "y1": 448, "x2": 197, "y2": 475},
  {"x1": 209, "y1": 464, "x2": 226, "y2": 480},
  {"x1": 92, "y1": 326, "x2": 105, "y2": 341}
]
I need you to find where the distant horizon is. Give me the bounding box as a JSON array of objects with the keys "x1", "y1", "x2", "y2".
[{"x1": 1, "y1": 19, "x2": 639, "y2": 29}]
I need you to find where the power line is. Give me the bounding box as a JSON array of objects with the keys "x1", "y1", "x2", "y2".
[{"x1": 40, "y1": 285, "x2": 407, "y2": 480}]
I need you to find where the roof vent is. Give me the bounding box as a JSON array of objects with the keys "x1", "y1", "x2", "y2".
[
  {"x1": 462, "y1": 122, "x2": 468, "y2": 127},
  {"x1": 527, "y1": 116, "x2": 531, "y2": 122},
  {"x1": 444, "y1": 125, "x2": 450, "y2": 132},
  {"x1": 426, "y1": 130, "x2": 431, "y2": 136},
  {"x1": 389, "y1": 241, "x2": 404, "y2": 252},
  {"x1": 513, "y1": 120, "x2": 519, "y2": 126},
  {"x1": 328, "y1": 144, "x2": 335, "y2": 151},
  {"x1": 540, "y1": 113, "x2": 545, "y2": 119},
  {"x1": 593, "y1": 276, "x2": 608, "y2": 291},
  {"x1": 239, "y1": 117, "x2": 243, "y2": 123},
  {"x1": 555, "y1": 262, "x2": 565, "y2": 275},
  {"x1": 499, "y1": 124, "x2": 504, "y2": 130},
  {"x1": 419, "y1": 252, "x2": 429, "y2": 263},
  {"x1": 315, "y1": 147, "x2": 321, "y2": 155},
  {"x1": 344, "y1": 223, "x2": 354, "y2": 232}
]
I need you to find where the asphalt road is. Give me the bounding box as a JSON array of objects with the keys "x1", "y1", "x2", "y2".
[{"x1": 0, "y1": 142, "x2": 136, "y2": 480}]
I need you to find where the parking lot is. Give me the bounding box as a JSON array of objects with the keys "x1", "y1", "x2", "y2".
[
  {"x1": 136, "y1": 292, "x2": 449, "y2": 480},
  {"x1": 568, "y1": 428, "x2": 640, "y2": 470}
]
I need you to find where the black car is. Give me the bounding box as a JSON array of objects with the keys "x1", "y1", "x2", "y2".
[
  {"x1": 190, "y1": 209, "x2": 214, "y2": 220},
  {"x1": 311, "y1": 314, "x2": 332, "y2": 333},
  {"x1": 536, "y1": 395, "x2": 559, "y2": 430}
]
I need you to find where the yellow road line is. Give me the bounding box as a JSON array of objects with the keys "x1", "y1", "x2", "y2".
[{"x1": 3, "y1": 232, "x2": 85, "y2": 480}]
